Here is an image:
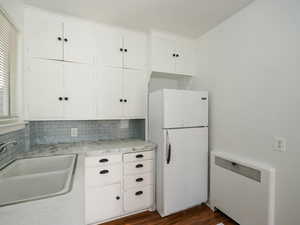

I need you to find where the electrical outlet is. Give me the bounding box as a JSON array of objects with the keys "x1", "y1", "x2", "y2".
[
  {"x1": 71, "y1": 128, "x2": 78, "y2": 137},
  {"x1": 273, "y1": 137, "x2": 286, "y2": 152},
  {"x1": 120, "y1": 120, "x2": 129, "y2": 129}
]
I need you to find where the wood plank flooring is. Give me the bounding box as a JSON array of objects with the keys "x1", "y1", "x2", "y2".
[{"x1": 101, "y1": 204, "x2": 238, "y2": 225}]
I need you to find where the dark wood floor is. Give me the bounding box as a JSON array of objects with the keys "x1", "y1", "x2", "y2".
[{"x1": 101, "y1": 204, "x2": 238, "y2": 225}]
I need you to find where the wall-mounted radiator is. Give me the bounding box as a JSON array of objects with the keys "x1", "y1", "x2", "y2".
[{"x1": 210, "y1": 151, "x2": 275, "y2": 225}]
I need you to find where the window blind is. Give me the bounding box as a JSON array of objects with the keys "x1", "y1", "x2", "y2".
[{"x1": 0, "y1": 10, "x2": 17, "y2": 119}]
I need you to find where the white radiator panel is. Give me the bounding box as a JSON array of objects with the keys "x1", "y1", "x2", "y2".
[{"x1": 211, "y1": 151, "x2": 275, "y2": 225}]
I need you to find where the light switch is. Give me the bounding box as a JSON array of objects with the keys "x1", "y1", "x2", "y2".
[
  {"x1": 273, "y1": 137, "x2": 286, "y2": 152},
  {"x1": 71, "y1": 128, "x2": 78, "y2": 137}
]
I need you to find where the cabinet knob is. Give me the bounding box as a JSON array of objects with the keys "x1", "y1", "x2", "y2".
[
  {"x1": 136, "y1": 154, "x2": 144, "y2": 158},
  {"x1": 58, "y1": 97, "x2": 63, "y2": 101},
  {"x1": 120, "y1": 99, "x2": 123, "y2": 102},
  {"x1": 136, "y1": 164, "x2": 143, "y2": 168},
  {"x1": 124, "y1": 99, "x2": 127, "y2": 103},
  {"x1": 172, "y1": 53, "x2": 176, "y2": 57},
  {"x1": 99, "y1": 158, "x2": 109, "y2": 163},
  {"x1": 135, "y1": 191, "x2": 143, "y2": 196},
  {"x1": 124, "y1": 49, "x2": 128, "y2": 52},
  {"x1": 136, "y1": 178, "x2": 144, "y2": 182},
  {"x1": 64, "y1": 97, "x2": 69, "y2": 101},
  {"x1": 57, "y1": 37, "x2": 62, "y2": 41},
  {"x1": 99, "y1": 170, "x2": 109, "y2": 174},
  {"x1": 64, "y1": 38, "x2": 68, "y2": 42},
  {"x1": 116, "y1": 196, "x2": 120, "y2": 200},
  {"x1": 120, "y1": 48, "x2": 123, "y2": 52},
  {"x1": 176, "y1": 54, "x2": 179, "y2": 57}
]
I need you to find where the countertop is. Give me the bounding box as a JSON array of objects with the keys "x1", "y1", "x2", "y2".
[
  {"x1": 0, "y1": 139, "x2": 156, "y2": 225},
  {"x1": 17, "y1": 139, "x2": 156, "y2": 159}
]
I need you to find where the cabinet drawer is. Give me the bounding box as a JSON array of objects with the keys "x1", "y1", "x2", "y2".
[
  {"x1": 124, "y1": 172, "x2": 153, "y2": 189},
  {"x1": 85, "y1": 154, "x2": 122, "y2": 167},
  {"x1": 85, "y1": 164, "x2": 122, "y2": 187},
  {"x1": 123, "y1": 151, "x2": 154, "y2": 163},
  {"x1": 124, "y1": 160, "x2": 153, "y2": 175},
  {"x1": 85, "y1": 184, "x2": 122, "y2": 224},
  {"x1": 124, "y1": 185, "x2": 153, "y2": 212}
]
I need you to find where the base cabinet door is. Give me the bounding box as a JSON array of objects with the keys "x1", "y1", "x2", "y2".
[{"x1": 85, "y1": 184, "x2": 122, "y2": 224}]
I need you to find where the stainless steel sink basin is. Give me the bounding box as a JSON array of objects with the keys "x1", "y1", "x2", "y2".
[{"x1": 0, "y1": 155, "x2": 77, "y2": 207}]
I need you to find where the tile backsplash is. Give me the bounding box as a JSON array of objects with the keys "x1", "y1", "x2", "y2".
[
  {"x1": 29, "y1": 120, "x2": 145, "y2": 145},
  {"x1": 0, "y1": 128, "x2": 29, "y2": 167}
]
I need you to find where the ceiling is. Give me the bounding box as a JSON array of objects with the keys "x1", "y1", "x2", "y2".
[{"x1": 24, "y1": 0, "x2": 253, "y2": 38}]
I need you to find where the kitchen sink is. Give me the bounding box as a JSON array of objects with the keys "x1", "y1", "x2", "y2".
[{"x1": 0, "y1": 155, "x2": 77, "y2": 207}]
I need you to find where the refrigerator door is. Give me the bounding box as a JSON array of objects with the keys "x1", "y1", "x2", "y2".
[
  {"x1": 163, "y1": 89, "x2": 208, "y2": 128},
  {"x1": 160, "y1": 127, "x2": 208, "y2": 217}
]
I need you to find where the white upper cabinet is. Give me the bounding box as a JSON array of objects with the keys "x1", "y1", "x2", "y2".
[
  {"x1": 123, "y1": 70, "x2": 147, "y2": 118},
  {"x1": 151, "y1": 34, "x2": 197, "y2": 76},
  {"x1": 25, "y1": 59, "x2": 64, "y2": 120},
  {"x1": 151, "y1": 37, "x2": 176, "y2": 74},
  {"x1": 24, "y1": 7, "x2": 94, "y2": 64},
  {"x1": 95, "y1": 67, "x2": 124, "y2": 119},
  {"x1": 24, "y1": 8, "x2": 64, "y2": 61},
  {"x1": 63, "y1": 63, "x2": 96, "y2": 119},
  {"x1": 123, "y1": 33, "x2": 148, "y2": 70},
  {"x1": 63, "y1": 20, "x2": 95, "y2": 64},
  {"x1": 95, "y1": 67, "x2": 147, "y2": 119},
  {"x1": 95, "y1": 28, "x2": 147, "y2": 70}
]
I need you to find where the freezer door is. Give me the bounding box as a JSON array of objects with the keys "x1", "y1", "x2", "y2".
[
  {"x1": 161, "y1": 127, "x2": 208, "y2": 217},
  {"x1": 163, "y1": 89, "x2": 208, "y2": 128}
]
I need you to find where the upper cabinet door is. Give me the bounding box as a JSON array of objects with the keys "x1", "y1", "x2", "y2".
[
  {"x1": 123, "y1": 32, "x2": 147, "y2": 70},
  {"x1": 151, "y1": 37, "x2": 176, "y2": 74},
  {"x1": 96, "y1": 30, "x2": 123, "y2": 68},
  {"x1": 96, "y1": 67, "x2": 124, "y2": 119},
  {"x1": 63, "y1": 20, "x2": 94, "y2": 64},
  {"x1": 63, "y1": 62, "x2": 96, "y2": 119},
  {"x1": 175, "y1": 40, "x2": 196, "y2": 76},
  {"x1": 24, "y1": 7, "x2": 63, "y2": 60},
  {"x1": 25, "y1": 59, "x2": 64, "y2": 120},
  {"x1": 123, "y1": 69, "x2": 147, "y2": 118}
]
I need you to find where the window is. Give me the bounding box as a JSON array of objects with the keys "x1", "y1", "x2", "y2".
[{"x1": 0, "y1": 10, "x2": 17, "y2": 120}]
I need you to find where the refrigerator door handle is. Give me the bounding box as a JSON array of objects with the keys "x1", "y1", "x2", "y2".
[{"x1": 166, "y1": 130, "x2": 172, "y2": 164}]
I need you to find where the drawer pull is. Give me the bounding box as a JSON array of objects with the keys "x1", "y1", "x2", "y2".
[
  {"x1": 116, "y1": 196, "x2": 120, "y2": 200},
  {"x1": 99, "y1": 158, "x2": 109, "y2": 163},
  {"x1": 136, "y1": 154, "x2": 144, "y2": 158},
  {"x1": 99, "y1": 170, "x2": 109, "y2": 174},
  {"x1": 135, "y1": 191, "x2": 143, "y2": 196},
  {"x1": 136, "y1": 177, "x2": 144, "y2": 182},
  {"x1": 136, "y1": 164, "x2": 144, "y2": 168}
]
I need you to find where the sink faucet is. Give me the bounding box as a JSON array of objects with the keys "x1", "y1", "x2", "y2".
[{"x1": 0, "y1": 141, "x2": 17, "y2": 154}]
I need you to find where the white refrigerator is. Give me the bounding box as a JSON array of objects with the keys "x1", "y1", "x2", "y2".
[{"x1": 149, "y1": 89, "x2": 208, "y2": 217}]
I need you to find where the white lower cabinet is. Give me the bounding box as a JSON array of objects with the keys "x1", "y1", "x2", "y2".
[
  {"x1": 85, "y1": 150, "x2": 154, "y2": 224},
  {"x1": 85, "y1": 184, "x2": 122, "y2": 224},
  {"x1": 124, "y1": 185, "x2": 153, "y2": 212}
]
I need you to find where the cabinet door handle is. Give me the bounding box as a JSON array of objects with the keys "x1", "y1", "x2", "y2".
[
  {"x1": 124, "y1": 49, "x2": 128, "y2": 52},
  {"x1": 120, "y1": 48, "x2": 123, "y2": 52},
  {"x1": 99, "y1": 158, "x2": 109, "y2": 163},
  {"x1": 120, "y1": 99, "x2": 123, "y2": 102},
  {"x1": 116, "y1": 196, "x2": 120, "y2": 200},
  {"x1": 172, "y1": 53, "x2": 176, "y2": 57},
  {"x1": 99, "y1": 170, "x2": 109, "y2": 174},
  {"x1": 57, "y1": 37, "x2": 62, "y2": 41},
  {"x1": 124, "y1": 99, "x2": 127, "y2": 103},
  {"x1": 135, "y1": 191, "x2": 143, "y2": 196},
  {"x1": 136, "y1": 154, "x2": 144, "y2": 158},
  {"x1": 64, "y1": 97, "x2": 69, "y2": 101},
  {"x1": 136, "y1": 164, "x2": 143, "y2": 168},
  {"x1": 136, "y1": 178, "x2": 144, "y2": 182},
  {"x1": 64, "y1": 38, "x2": 68, "y2": 42},
  {"x1": 58, "y1": 97, "x2": 63, "y2": 101}
]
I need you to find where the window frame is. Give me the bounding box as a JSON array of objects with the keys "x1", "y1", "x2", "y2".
[{"x1": 0, "y1": 7, "x2": 19, "y2": 122}]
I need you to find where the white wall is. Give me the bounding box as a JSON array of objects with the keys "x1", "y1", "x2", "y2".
[{"x1": 191, "y1": 0, "x2": 300, "y2": 224}]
